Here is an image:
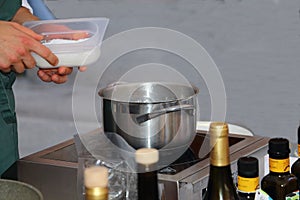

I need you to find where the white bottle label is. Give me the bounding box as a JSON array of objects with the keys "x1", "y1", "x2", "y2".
[
  {"x1": 255, "y1": 189, "x2": 299, "y2": 200},
  {"x1": 285, "y1": 191, "x2": 299, "y2": 200},
  {"x1": 255, "y1": 189, "x2": 272, "y2": 200}
]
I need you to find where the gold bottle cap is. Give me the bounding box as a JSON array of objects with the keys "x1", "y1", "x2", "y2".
[
  {"x1": 135, "y1": 148, "x2": 159, "y2": 165},
  {"x1": 209, "y1": 122, "x2": 229, "y2": 136},
  {"x1": 84, "y1": 166, "x2": 109, "y2": 188},
  {"x1": 209, "y1": 122, "x2": 230, "y2": 166}
]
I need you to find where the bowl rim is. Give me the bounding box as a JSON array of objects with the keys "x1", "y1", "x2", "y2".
[
  {"x1": 0, "y1": 179, "x2": 43, "y2": 199},
  {"x1": 98, "y1": 81, "x2": 199, "y2": 103}
]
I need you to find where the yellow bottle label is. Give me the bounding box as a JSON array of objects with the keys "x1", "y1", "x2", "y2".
[
  {"x1": 237, "y1": 176, "x2": 259, "y2": 192},
  {"x1": 269, "y1": 158, "x2": 290, "y2": 173},
  {"x1": 298, "y1": 144, "x2": 300, "y2": 157}
]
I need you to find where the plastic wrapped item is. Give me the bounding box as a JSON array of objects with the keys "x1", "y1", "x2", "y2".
[
  {"x1": 23, "y1": 17, "x2": 109, "y2": 68},
  {"x1": 74, "y1": 129, "x2": 137, "y2": 200}
]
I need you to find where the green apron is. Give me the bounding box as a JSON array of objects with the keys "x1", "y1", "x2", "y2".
[
  {"x1": 0, "y1": 72, "x2": 18, "y2": 176},
  {"x1": 0, "y1": 0, "x2": 22, "y2": 176},
  {"x1": 0, "y1": 0, "x2": 21, "y2": 21}
]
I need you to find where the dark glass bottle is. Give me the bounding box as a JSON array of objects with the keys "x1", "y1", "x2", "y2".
[
  {"x1": 135, "y1": 148, "x2": 159, "y2": 200},
  {"x1": 237, "y1": 156, "x2": 259, "y2": 200},
  {"x1": 291, "y1": 123, "x2": 300, "y2": 188},
  {"x1": 261, "y1": 138, "x2": 299, "y2": 200},
  {"x1": 202, "y1": 122, "x2": 239, "y2": 200}
]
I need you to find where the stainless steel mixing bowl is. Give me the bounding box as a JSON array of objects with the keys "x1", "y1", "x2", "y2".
[{"x1": 98, "y1": 82, "x2": 199, "y2": 149}]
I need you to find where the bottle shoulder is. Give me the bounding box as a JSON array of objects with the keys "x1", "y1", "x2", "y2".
[
  {"x1": 261, "y1": 173, "x2": 298, "y2": 191},
  {"x1": 262, "y1": 173, "x2": 298, "y2": 182},
  {"x1": 203, "y1": 189, "x2": 239, "y2": 200},
  {"x1": 204, "y1": 169, "x2": 239, "y2": 200},
  {"x1": 261, "y1": 173, "x2": 299, "y2": 200},
  {"x1": 292, "y1": 159, "x2": 300, "y2": 171},
  {"x1": 238, "y1": 191, "x2": 256, "y2": 200}
]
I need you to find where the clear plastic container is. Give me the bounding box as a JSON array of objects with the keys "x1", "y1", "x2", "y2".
[{"x1": 23, "y1": 17, "x2": 109, "y2": 68}]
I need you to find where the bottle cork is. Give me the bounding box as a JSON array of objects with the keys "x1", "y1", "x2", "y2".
[
  {"x1": 135, "y1": 148, "x2": 159, "y2": 165},
  {"x1": 84, "y1": 166, "x2": 109, "y2": 188}
]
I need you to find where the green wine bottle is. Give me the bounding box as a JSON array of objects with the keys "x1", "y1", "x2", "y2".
[
  {"x1": 202, "y1": 122, "x2": 239, "y2": 200},
  {"x1": 261, "y1": 138, "x2": 299, "y2": 200},
  {"x1": 237, "y1": 156, "x2": 259, "y2": 200}
]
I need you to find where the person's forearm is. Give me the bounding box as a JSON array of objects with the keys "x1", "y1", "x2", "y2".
[{"x1": 12, "y1": 7, "x2": 39, "y2": 24}]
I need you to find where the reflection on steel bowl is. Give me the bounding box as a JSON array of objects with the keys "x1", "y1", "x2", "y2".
[{"x1": 98, "y1": 82, "x2": 199, "y2": 150}]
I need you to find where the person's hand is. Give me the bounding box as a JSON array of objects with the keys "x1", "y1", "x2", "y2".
[
  {"x1": 37, "y1": 66, "x2": 87, "y2": 84},
  {"x1": 34, "y1": 24, "x2": 89, "y2": 84},
  {"x1": 0, "y1": 21, "x2": 58, "y2": 73}
]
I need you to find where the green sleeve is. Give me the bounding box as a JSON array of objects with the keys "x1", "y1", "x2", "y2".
[{"x1": 0, "y1": 0, "x2": 22, "y2": 21}]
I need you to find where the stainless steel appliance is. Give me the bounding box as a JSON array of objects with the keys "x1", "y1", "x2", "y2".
[{"x1": 18, "y1": 131, "x2": 269, "y2": 200}]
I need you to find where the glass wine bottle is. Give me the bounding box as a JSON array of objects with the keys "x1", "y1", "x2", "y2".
[
  {"x1": 135, "y1": 148, "x2": 160, "y2": 200},
  {"x1": 202, "y1": 122, "x2": 239, "y2": 200},
  {"x1": 261, "y1": 138, "x2": 299, "y2": 199}
]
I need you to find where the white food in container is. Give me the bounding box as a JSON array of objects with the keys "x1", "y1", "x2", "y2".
[
  {"x1": 23, "y1": 17, "x2": 109, "y2": 68},
  {"x1": 32, "y1": 47, "x2": 101, "y2": 68}
]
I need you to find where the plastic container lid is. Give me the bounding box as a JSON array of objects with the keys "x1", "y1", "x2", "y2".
[{"x1": 23, "y1": 17, "x2": 109, "y2": 68}]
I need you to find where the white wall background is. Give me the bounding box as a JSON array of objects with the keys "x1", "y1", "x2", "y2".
[{"x1": 14, "y1": 0, "x2": 300, "y2": 157}]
